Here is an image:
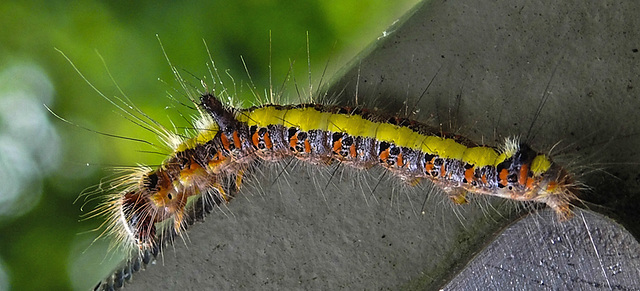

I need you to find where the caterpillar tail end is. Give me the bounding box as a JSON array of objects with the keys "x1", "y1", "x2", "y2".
[{"x1": 541, "y1": 169, "x2": 579, "y2": 221}]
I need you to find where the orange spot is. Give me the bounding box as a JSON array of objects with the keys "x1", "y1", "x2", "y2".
[
  {"x1": 525, "y1": 177, "x2": 534, "y2": 189},
  {"x1": 464, "y1": 167, "x2": 475, "y2": 184},
  {"x1": 519, "y1": 164, "x2": 529, "y2": 185},
  {"x1": 304, "y1": 140, "x2": 311, "y2": 153},
  {"x1": 290, "y1": 133, "x2": 298, "y2": 150},
  {"x1": 349, "y1": 144, "x2": 357, "y2": 158},
  {"x1": 499, "y1": 169, "x2": 509, "y2": 186},
  {"x1": 232, "y1": 131, "x2": 242, "y2": 149},
  {"x1": 251, "y1": 131, "x2": 260, "y2": 147},
  {"x1": 425, "y1": 163, "x2": 434, "y2": 172},
  {"x1": 220, "y1": 133, "x2": 231, "y2": 150},
  {"x1": 379, "y1": 148, "x2": 390, "y2": 162},
  {"x1": 333, "y1": 138, "x2": 343, "y2": 154},
  {"x1": 440, "y1": 164, "x2": 446, "y2": 177},
  {"x1": 481, "y1": 174, "x2": 488, "y2": 184},
  {"x1": 263, "y1": 131, "x2": 273, "y2": 149},
  {"x1": 397, "y1": 152, "x2": 404, "y2": 167}
]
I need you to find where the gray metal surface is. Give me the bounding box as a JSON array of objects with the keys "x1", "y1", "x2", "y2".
[{"x1": 445, "y1": 209, "x2": 640, "y2": 290}]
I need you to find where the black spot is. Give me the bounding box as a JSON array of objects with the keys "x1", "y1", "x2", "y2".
[
  {"x1": 424, "y1": 153, "x2": 436, "y2": 163},
  {"x1": 332, "y1": 132, "x2": 343, "y2": 143},
  {"x1": 145, "y1": 172, "x2": 159, "y2": 191},
  {"x1": 288, "y1": 127, "x2": 298, "y2": 139},
  {"x1": 379, "y1": 141, "x2": 390, "y2": 152},
  {"x1": 342, "y1": 135, "x2": 353, "y2": 146},
  {"x1": 433, "y1": 158, "x2": 444, "y2": 166}
]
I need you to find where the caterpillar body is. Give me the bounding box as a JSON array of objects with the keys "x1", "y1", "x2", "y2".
[{"x1": 110, "y1": 92, "x2": 578, "y2": 252}]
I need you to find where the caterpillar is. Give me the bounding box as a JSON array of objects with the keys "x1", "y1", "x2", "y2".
[
  {"x1": 84, "y1": 49, "x2": 640, "y2": 289},
  {"x1": 81, "y1": 40, "x2": 638, "y2": 291},
  {"x1": 77, "y1": 35, "x2": 592, "y2": 288},
  {"x1": 100, "y1": 91, "x2": 578, "y2": 254}
]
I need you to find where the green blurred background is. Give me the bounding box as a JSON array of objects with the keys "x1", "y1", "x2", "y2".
[{"x1": 0, "y1": 1, "x2": 420, "y2": 290}]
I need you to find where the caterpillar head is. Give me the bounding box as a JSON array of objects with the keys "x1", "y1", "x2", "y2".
[{"x1": 118, "y1": 170, "x2": 189, "y2": 250}]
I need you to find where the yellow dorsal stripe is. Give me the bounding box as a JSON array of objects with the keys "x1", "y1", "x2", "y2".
[
  {"x1": 283, "y1": 107, "x2": 331, "y2": 131},
  {"x1": 239, "y1": 106, "x2": 552, "y2": 169},
  {"x1": 421, "y1": 136, "x2": 467, "y2": 161},
  {"x1": 176, "y1": 125, "x2": 219, "y2": 152},
  {"x1": 462, "y1": 146, "x2": 499, "y2": 166},
  {"x1": 243, "y1": 107, "x2": 287, "y2": 127}
]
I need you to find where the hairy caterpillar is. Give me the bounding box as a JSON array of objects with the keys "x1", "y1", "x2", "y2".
[
  {"x1": 80, "y1": 1, "x2": 640, "y2": 290},
  {"x1": 86, "y1": 57, "x2": 636, "y2": 290},
  {"x1": 85, "y1": 57, "x2": 586, "y2": 290},
  {"x1": 111, "y1": 92, "x2": 578, "y2": 252}
]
